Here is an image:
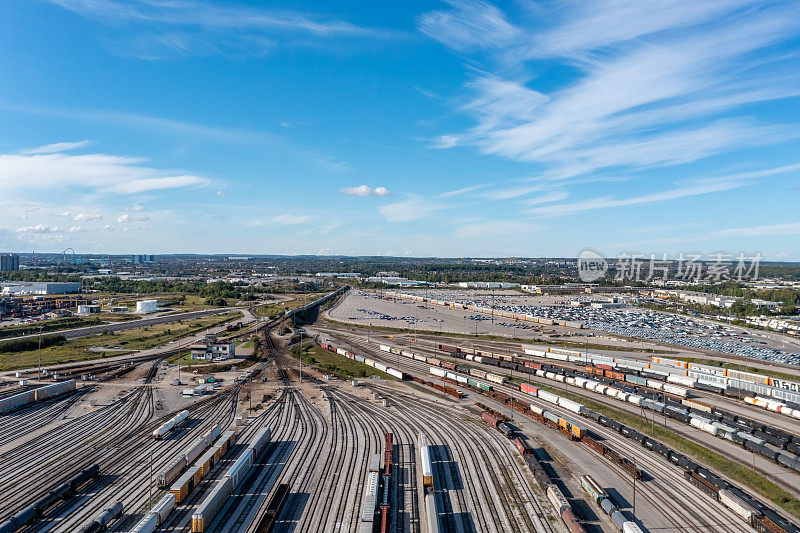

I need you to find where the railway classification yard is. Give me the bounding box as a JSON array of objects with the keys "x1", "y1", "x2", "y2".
[{"x1": 3, "y1": 287, "x2": 800, "y2": 533}]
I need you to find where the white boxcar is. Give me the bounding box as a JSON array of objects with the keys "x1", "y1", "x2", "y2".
[
  {"x1": 361, "y1": 471, "x2": 379, "y2": 522},
  {"x1": 151, "y1": 493, "x2": 175, "y2": 524},
  {"x1": 546, "y1": 484, "x2": 569, "y2": 513},
  {"x1": 130, "y1": 512, "x2": 158, "y2": 533},
  {"x1": 192, "y1": 476, "x2": 232, "y2": 533},
  {"x1": 249, "y1": 427, "x2": 272, "y2": 459},
  {"x1": 225, "y1": 449, "x2": 254, "y2": 489},
  {"x1": 158, "y1": 456, "x2": 187, "y2": 488}
]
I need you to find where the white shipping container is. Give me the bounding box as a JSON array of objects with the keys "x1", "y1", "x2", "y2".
[
  {"x1": 558, "y1": 398, "x2": 585, "y2": 414},
  {"x1": 538, "y1": 390, "x2": 560, "y2": 405},
  {"x1": 430, "y1": 367, "x2": 446, "y2": 378},
  {"x1": 719, "y1": 489, "x2": 758, "y2": 522},
  {"x1": 387, "y1": 368, "x2": 404, "y2": 379}
]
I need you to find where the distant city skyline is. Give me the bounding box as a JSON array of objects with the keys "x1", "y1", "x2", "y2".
[{"x1": 1, "y1": 1, "x2": 799, "y2": 258}]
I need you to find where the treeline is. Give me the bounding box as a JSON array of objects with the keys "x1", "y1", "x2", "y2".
[
  {"x1": 0, "y1": 335, "x2": 66, "y2": 353},
  {"x1": 87, "y1": 278, "x2": 261, "y2": 303},
  {"x1": 0, "y1": 317, "x2": 102, "y2": 340}
]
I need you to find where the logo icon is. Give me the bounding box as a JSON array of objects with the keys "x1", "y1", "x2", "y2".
[{"x1": 577, "y1": 250, "x2": 607, "y2": 282}]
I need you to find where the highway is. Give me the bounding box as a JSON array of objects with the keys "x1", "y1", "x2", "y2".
[{"x1": 0, "y1": 307, "x2": 235, "y2": 342}]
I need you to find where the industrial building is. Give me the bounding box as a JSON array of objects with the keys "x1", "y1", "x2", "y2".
[
  {"x1": 1, "y1": 282, "x2": 81, "y2": 295},
  {"x1": 190, "y1": 334, "x2": 235, "y2": 360},
  {"x1": 135, "y1": 299, "x2": 158, "y2": 314},
  {"x1": 0, "y1": 254, "x2": 19, "y2": 272}
]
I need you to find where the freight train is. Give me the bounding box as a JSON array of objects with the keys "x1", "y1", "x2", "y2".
[
  {"x1": 0, "y1": 380, "x2": 77, "y2": 414},
  {"x1": 373, "y1": 339, "x2": 800, "y2": 533},
  {"x1": 0, "y1": 464, "x2": 100, "y2": 533},
  {"x1": 191, "y1": 426, "x2": 272, "y2": 532},
  {"x1": 432, "y1": 342, "x2": 800, "y2": 474}
]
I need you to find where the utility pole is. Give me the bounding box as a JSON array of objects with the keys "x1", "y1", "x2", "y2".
[
  {"x1": 37, "y1": 325, "x2": 43, "y2": 381},
  {"x1": 632, "y1": 459, "x2": 637, "y2": 519},
  {"x1": 149, "y1": 451, "x2": 153, "y2": 510},
  {"x1": 299, "y1": 330, "x2": 303, "y2": 383}
]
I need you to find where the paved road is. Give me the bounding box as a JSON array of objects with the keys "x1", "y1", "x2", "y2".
[{"x1": 0, "y1": 307, "x2": 236, "y2": 342}]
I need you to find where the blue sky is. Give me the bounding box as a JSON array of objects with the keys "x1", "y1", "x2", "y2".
[{"x1": 1, "y1": 0, "x2": 799, "y2": 259}]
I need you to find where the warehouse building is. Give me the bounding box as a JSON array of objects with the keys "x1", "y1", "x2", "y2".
[{"x1": 1, "y1": 282, "x2": 81, "y2": 295}]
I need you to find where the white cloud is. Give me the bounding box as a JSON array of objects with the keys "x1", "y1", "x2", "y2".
[
  {"x1": 527, "y1": 164, "x2": 800, "y2": 217},
  {"x1": 68, "y1": 226, "x2": 85, "y2": 232},
  {"x1": 417, "y1": 0, "x2": 521, "y2": 52},
  {"x1": 0, "y1": 149, "x2": 210, "y2": 195},
  {"x1": 110, "y1": 175, "x2": 208, "y2": 194},
  {"x1": 711, "y1": 221, "x2": 800, "y2": 238},
  {"x1": 16, "y1": 224, "x2": 60, "y2": 233},
  {"x1": 379, "y1": 197, "x2": 442, "y2": 222},
  {"x1": 272, "y1": 214, "x2": 312, "y2": 225},
  {"x1": 47, "y1": 0, "x2": 397, "y2": 59},
  {"x1": 126, "y1": 204, "x2": 144, "y2": 211},
  {"x1": 117, "y1": 214, "x2": 129, "y2": 223},
  {"x1": 420, "y1": 1, "x2": 800, "y2": 184},
  {"x1": 20, "y1": 139, "x2": 90, "y2": 155},
  {"x1": 341, "y1": 185, "x2": 389, "y2": 197},
  {"x1": 73, "y1": 213, "x2": 102, "y2": 221},
  {"x1": 216, "y1": 190, "x2": 227, "y2": 198},
  {"x1": 57, "y1": 211, "x2": 71, "y2": 217}
]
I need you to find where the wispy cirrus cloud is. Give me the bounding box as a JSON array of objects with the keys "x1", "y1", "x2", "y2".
[
  {"x1": 272, "y1": 214, "x2": 312, "y2": 225},
  {"x1": 527, "y1": 164, "x2": 800, "y2": 217},
  {"x1": 420, "y1": 0, "x2": 800, "y2": 186},
  {"x1": 21, "y1": 140, "x2": 90, "y2": 155},
  {"x1": 379, "y1": 196, "x2": 443, "y2": 222},
  {"x1": 0, "y1": 142, "x2": 210, "y2": 195},
  {"x1": 48, "y1": 0, "x2": 399, "y2": 58}
]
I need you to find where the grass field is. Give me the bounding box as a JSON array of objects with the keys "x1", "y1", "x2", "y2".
[
  {"x1": 0, "y1": 311, "x2": 242, "y2": 370},
  {"x1": 290, "y1": 343, "x2": 394, "y2": 380},
  {"x1": 532, "y1": 381, "x2": 800, "y2": 519}
]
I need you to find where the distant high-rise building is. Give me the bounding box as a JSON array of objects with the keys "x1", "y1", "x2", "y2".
[
  {"x1": 133, "y1": 254, "x2": 156, "y2": 264},
  {"x1": 0, "y1": 254, "x2": 19, "y2": 272}
]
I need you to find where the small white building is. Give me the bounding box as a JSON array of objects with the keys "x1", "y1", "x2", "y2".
[
  {"x1": 135, "y1": 299, "x2": 158, "y2": 314},
  {"x1": 190, "y1": 334, "x2": 235, "y2": 361}
]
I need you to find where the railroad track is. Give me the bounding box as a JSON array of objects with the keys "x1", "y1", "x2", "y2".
[{"x1": 325, "y1": 329, "x2": 755, "y2": 533}]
